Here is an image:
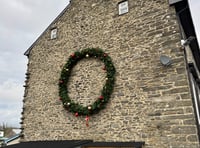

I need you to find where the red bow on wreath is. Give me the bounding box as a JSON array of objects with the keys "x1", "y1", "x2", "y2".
[{"x1": 85, "y1": 116, "x2": 89, "y2": 127}]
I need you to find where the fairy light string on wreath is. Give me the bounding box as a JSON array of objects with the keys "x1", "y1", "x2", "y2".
[{"x1": 58, "y1": 48, "x2": 116, "y2": 126}]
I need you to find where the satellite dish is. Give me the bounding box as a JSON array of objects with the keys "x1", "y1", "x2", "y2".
[{"x1": 160, "y1": 55, "x2": 172, "y2": 66}]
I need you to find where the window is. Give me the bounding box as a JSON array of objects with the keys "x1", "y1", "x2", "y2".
[
  {"x1": 118, "y1": 0, "x2": 129, "y2": 15},
  {"x1": 50, "y1": 28, "x2": 57, "y2": 39}
]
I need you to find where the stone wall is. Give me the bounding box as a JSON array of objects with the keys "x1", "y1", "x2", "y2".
[{"x1": 22, "y1": 0, "x2": 200, "y2": 147}]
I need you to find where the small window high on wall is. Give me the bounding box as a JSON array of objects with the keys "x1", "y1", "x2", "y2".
[
  {"x1": 118, "y1": 0, "x2": 129, "y2": 15},
  {"x1": 50, "y1": 28, "x2": 57, "y2": 39}
]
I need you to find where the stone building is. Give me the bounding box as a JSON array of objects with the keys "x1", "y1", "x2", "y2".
[{"x1": 19, "y1": 0, "x2": 200, "y2": 147}]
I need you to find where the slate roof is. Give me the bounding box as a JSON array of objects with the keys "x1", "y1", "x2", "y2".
[
  {"x1": 4, "y1": 134, "x2": 21, "y2": 144},
  {"x1": 4, "y1": 140, "x2": 92, "y2": 148},
  {"x1": 4, "y1": 141, "x2": 145, "y2": 148}
]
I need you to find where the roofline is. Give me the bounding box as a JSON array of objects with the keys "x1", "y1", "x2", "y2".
[
  {"x1": 24, "y1": 2, "x2": 71, "y2": 56},
  {"x1": 173, "y1": 0, "x2": 200, "y2": 72},
  {"x1": 4, "y1": 134, "x2": 21, "y2": 143},
  {"x1": 25, "y1": 0, "x2": 191, "y2": 56},
  {"x1": 169, "y1": 0, "x2": 184, "y2": 6}
]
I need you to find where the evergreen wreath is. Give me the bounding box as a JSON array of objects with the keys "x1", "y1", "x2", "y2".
[{"x1": 59, "y1": 48, "x2": 116, "y2": 116}]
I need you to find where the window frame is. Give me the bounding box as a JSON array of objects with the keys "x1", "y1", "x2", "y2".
[
  {"x1": 50, "y1": 27, "x2": 57, "y2": 39},
  {"x1": 118, "y1": 0, "x2": 129, "y2": 15}
]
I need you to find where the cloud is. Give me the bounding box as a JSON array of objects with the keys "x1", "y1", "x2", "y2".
[
  {"x1": 0, "y1": 80, "x2": 24, "y2": 127},
  {"x1": 0, "y1": 80, "x2": 24, "y2": 101},
  {"x1": 0, "y1": 49, "x2": 27, "y2": 83},
  {"x1": 189, "y1": 0, "x2": 200, "y2": 44},
  {"x1": 0, "y1": 0, "x2": 70, "y2": 83},
  {"x1": 0, "y1": 0, "x2": 69, "y2": 127},
  {"x1": 0, "y1": 0, "x2": 69, "y2": 33}
]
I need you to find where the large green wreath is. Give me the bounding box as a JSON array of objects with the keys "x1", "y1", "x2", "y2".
[{"x1": 59, "y1": 48, "x2": 116, "y2": 116}]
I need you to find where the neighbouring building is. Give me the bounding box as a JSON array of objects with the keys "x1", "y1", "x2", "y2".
[
  {"x1": 18, "y1": 0, "x2": 200, "y2": 147},
  {"x1": 0, "y1": 131, "x2": 3, "y2": 138},
  {"x1": 1, "y1": 134, "x2": 21, "y2": 147}
]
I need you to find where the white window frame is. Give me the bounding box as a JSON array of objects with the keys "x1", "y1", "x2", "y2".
[
  {"x1": 50, "y1": 28, "x2": 57, "y2": 39},
  {"x1": 118, "y1": 0, "x2": 129, "y2": 15}
]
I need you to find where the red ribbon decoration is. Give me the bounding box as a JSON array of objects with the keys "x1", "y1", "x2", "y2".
[
  {"x1": 102, "y1": 66, "x2": 106, "y2": 71},
  {"x1": 99, "y1": 96, "x2": 104, "y2": 100},
  {"x1": 85, "y1": 116, "x2": 89, "y2": 127},
  {"x1": 71, "y1": 53, "x2": 75, "y2": 57}
]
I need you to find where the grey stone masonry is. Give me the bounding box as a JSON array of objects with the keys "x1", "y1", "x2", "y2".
[{"x1": 22, "y1": 0, "x2": 200, "y2": 147}]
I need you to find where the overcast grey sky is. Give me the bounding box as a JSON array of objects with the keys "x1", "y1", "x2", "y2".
[
  {"x1": 189, "y1": 0, "x2": 200, "y2": 44},
  {"x1": 0, "y1": 0, "x2": 69, "y2": 127},
  {"x1": 0, "y1": 0, "x2": 200, "y2": 128}
]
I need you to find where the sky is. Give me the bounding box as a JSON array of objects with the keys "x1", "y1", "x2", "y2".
[
  {"x1": 0, "y1": 0, "x2": 69, "y2": 128},
  {"x1": 189, "y1": 0, "x2": 200, "y2": 44},
  {"x1": 0, "y1": 0, "x2": 200, "y2": 128}
]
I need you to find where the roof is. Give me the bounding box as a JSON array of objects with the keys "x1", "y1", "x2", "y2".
[
  {"x1": 5, "y1": 140, "x2": 92, "y2": 148},
  {"x1": 5, "y1": 141, "x2": 145, "y2": 148},
  {"x1": 24, "y1": 0, "x2": 188, "y2": 57},
  {"x1": 4, "y1": 134, "x2": 21, "y2": 144},
  {"x1": 169, "y1": 0, "x2": 183, "y2": 5},
  {"x1": 82, "y1": 141, "x2": 145, "y2": 148},
  {"x1": 24, "y1": 2, "x2": 71, "y2": 56},
  {"x1": 0, "y1": 137, "x2": 8, "y2": 141},
  {"x1": 173, "y1": 0, "x2": 200, "y2": 72}
]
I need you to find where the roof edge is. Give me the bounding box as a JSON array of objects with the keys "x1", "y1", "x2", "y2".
[
  {"x1": 24, "y1": 2, "x2": 71, "y2": 56},
  {"x1": 4, "y1": 134, "x2": 21, "y2": 143},
  {"x1": 169, "y1": 0, "x2": 184, "y2": 6}
]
